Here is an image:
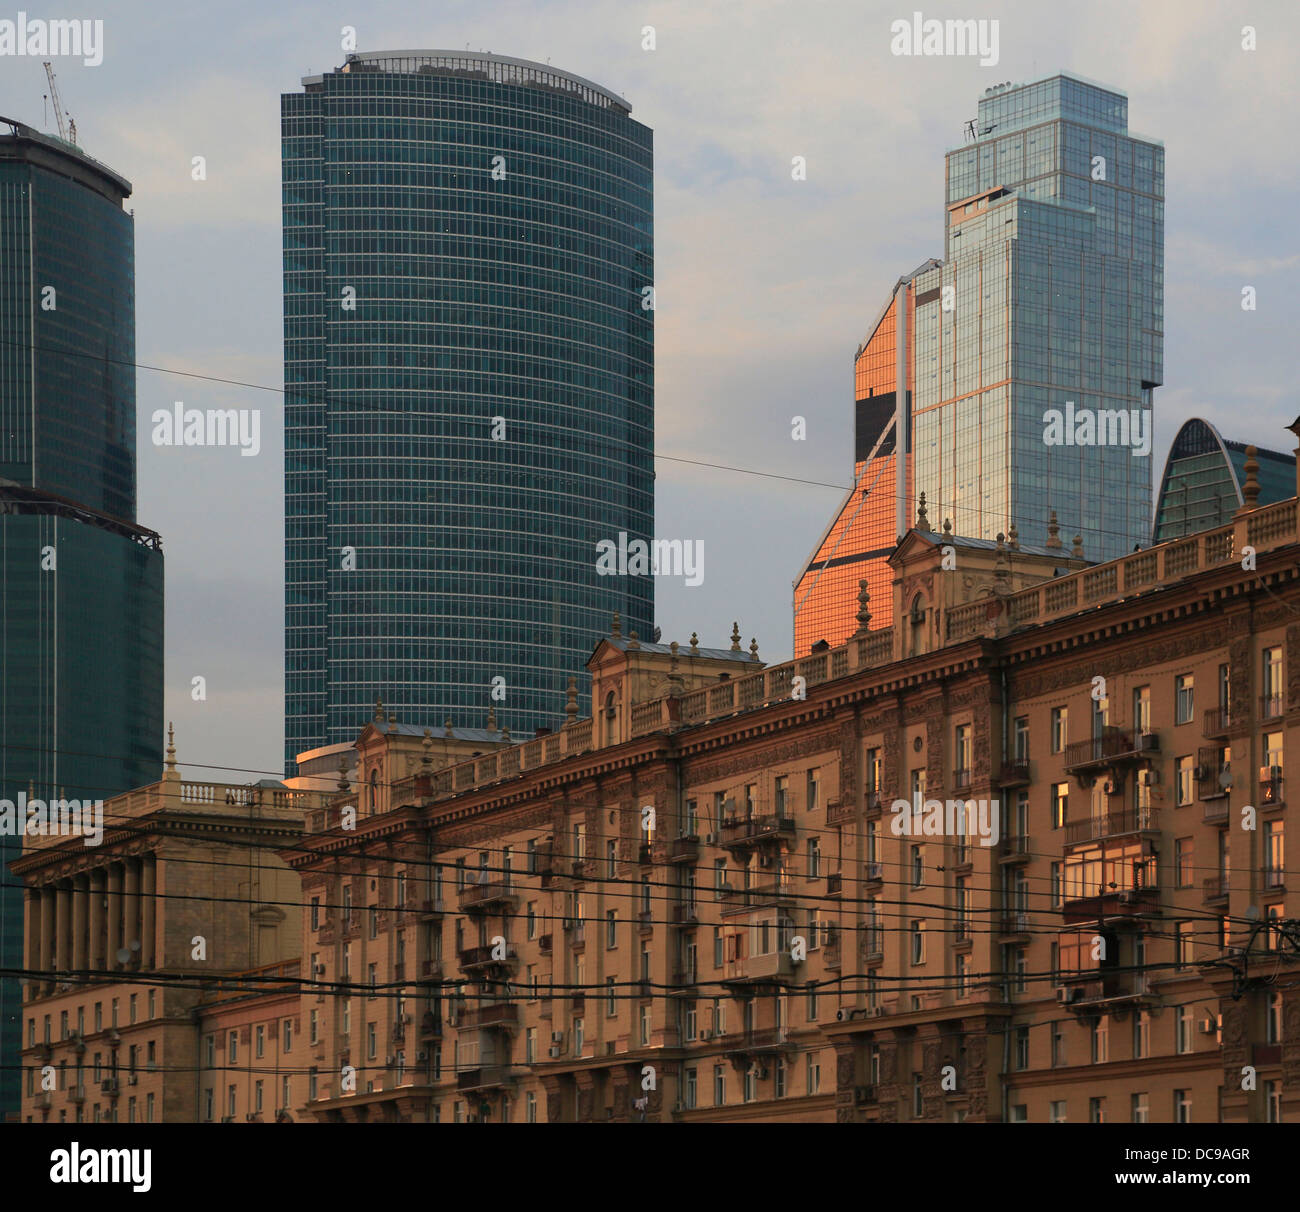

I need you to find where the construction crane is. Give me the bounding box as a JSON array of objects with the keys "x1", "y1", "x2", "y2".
[{"x1": 42, "y1": 60, "x2": 75, "y2": 145}]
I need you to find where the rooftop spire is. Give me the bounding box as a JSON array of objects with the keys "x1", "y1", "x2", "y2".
[{"x1": 915, "y1": 492, "x2": 932, "y2": 532}]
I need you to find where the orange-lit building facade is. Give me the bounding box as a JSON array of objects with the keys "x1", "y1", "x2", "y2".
[{"x1": 795, "y1": 264, "x2": 933, "y2": 656}]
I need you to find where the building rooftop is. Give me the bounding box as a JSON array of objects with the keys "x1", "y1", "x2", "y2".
[
  {"x1": 0, "y1": 116, "x2": 132, "y2": 204},
  {"x1": 302, "y1": 50, "x2": 631, "y2": 114}
]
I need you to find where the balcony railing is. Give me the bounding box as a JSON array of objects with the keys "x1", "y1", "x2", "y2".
[
  {"x1": 999, "y1": 910, "x2": 1031, "y2": 937},
  {"x1": 668, "y1": 836, "x2": 700, "y2": 863},
  {"x1": 998, "y1": 760, "x2": 1031, "y2": 786},
  {"x1": 1203, "y1": 706, "x2": 1233, "y2": 738},
  {"x1": 1065, "y1": 808, "x2": 1159, "y2": 845},
  {"x1": 1064, "y1": 728, "x2": 1157, "y2": 773},
  {"x1": 460, "y1": 1003, "x2": 519, "y2": 1030},
  {"x1": 999, "y1": 834, "x2": 1031, "y2": 863},
  {"x1": 1203, "y1": 875, "x2": 1230, "y2": 903},
  {"x1": 723, "y1": 951, "x2": 799, "y2": 985},
  {"x1": 718, "y1": 814, "x2": 796, "y2": 850},
  {"x1": 1260, "y1": 694, "x2": 1285, "y2": 721},
  {"x1": 458, "y1": 945, "x2": 516, "y2": 972},
  {"x1": 457, "y1": 1066, "x2": 508, "y2": 1092},
  {"x1": 826, "y1": 797, "x2": 854, "y2": 827},
  {"x1": 457, "y1": 879, "x2": 518, "y2": 912}
]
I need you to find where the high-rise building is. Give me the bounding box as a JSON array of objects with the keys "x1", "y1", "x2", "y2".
[
  {"x1": 797, "y1": 73, "x2": 1163, "y2": 655},
  {"x1": 0, "y1": 119, "x2": 164, "y2": 1117},
  {"x1": 282, "y1": 51, "x2": 654, "y2": 772},
  {"x1": 1153, "y1": 418, "x2": 1295, "y2": 543}
]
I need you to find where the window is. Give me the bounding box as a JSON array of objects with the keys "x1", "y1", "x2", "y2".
[
  {"x1": 574, "y1": 1019, "x2": 584, "y2": 1056},
  {"x1": 1051, "y1": 784, "x2": 1069, "y2": 829},
  {"x1": 1176, "y1": 756, "x2": 1194, "y2": 806},
  {"x1": 1174, "y1": 1089, "x2": 1191, "y2": 1123},
  {"x1": 1050, "y1": 861, "x2": 1062, "y2": 907},
  {"x1": 685, "y1": 799, "x2": 699, "y2": 836},
  {"x1": 1267, "y1": 992, "x2": 1283, "y2": 1044},
  {"x1": 713, "y1": 1065, "x2": 726, "y2": 1107},
  {"x1": 1264, "y1": 821, "x2": 1285, "y2": 887},
  {"x1": 255, "y1": 1025, "x2": 264, "y2": 1058},
  {"x1": 1013, "y1": 716, "x2": 1029, "y2": 761},
  {"x1": 526, "y1": 1091, "x2": 537, "y2": 1123},
  {"x1": 911, "y1": 845, "x2": 925, "y2": 887},
  {"x1": 910, "y1": 920, "x2": 926, "y2": 965},
  {"x1": 1010, "y1": 1104, "x2": 1027, "y2": 1123},
  {"x1": 912, "y1": 1073, "x2": 923, "y2": 1118},
  {"x1": 1134, "y1": 1011, "x2": 1150, "y2": 1059},
  {"x1": 1090, "y1": 1018, "x2": 1108, "y2": 1063},
  {"x1": 1051, "y1": 1022, "x2": 1066, "y2": 1067},
  {"x1": 1049, "y1": 1100, "x2": 1067, "y2": 1123},
  {"x1": 227, "y1": 1031, "x2": 237, "y2": 1064},
  {"x1": 806, "y1": 1052, "x2": 821, "y2": 1095},
  {"x1": 774, "y1": 1058, "x2": 787, "y2": 1098},
  {"x1": 807, "y1": 837, "x2": 821, "y2": 879},
  {"x1": 205, "y1": 1034, "x2": 215, "y2": 1067},
  {"x1": 1089, "y1": 1097, "x2": 1105, "y2": 1123},
  {"x1": 606, "y1": 839, "x2": 617, "y2": 879},
  {"x1": 367, "y1": 1022, "x2": 377, "y2": 1059},
  {"x1": 606, "y1": 910, "x2": 617, "y2": 948},
  {"x1": 685, "y1": 1068, "x2": 698, "y2": 1109},
  {"x1": 775, "y1": 776, "x2": 788, "y2": 815},
  {"x1": 1263, "y1": 647, "x2": 1283, "y2": 715},
  {"x1": 866, "y1": 748, "x2": 882, "y2": 793},
  {"x1": 1014, "y1": 1025, "x2": 1029, "y2": 1070},
  {"x1": 1175, "y1": 674, "x2": 1194, "y2": 725},
  {"x1": 606, "y1": 978, "x2": 617, "y2": 1017},
  {"x1": 954, "y1": 724, "x2": 972, "y2": 783},
  {"x1": 1266, "y1": 1080, "x2": 1282, "y2": 1123},
  {"x1": 309, "y1": 1010, "x2": 319, "y2": 1045},
  {"x1": 283, "y1": 1020, "x2": 292, "y2": 1053},
  {"x1": 1175, "y1": 921, "x2": 1194, "y2": 970},
  {"x1": 1175, "y1": 1006, "x2": 1191, "y2": 1054},
  {"x1": 806, "y1": 769, "x2": 819, "y2": 812},
  {"x1": 1132, "y1": 685, "x2": 1150, "y2": 733},
  {"x1": 1050, "y1": 707, "x2": 1068, "y2": 753},
  {"x1": 639, "y1": 1005, "x2": 651, "y2": 1046},
  {"x1": 1175, "y1": 838, "x2": 1193, "y2": 887}
]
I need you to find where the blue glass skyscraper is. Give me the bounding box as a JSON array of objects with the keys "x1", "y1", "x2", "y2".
[
  {"x1": 913, "y1": 73, "x2": 1164, "y2": 560},
  {"x1": 0, "y1": 120, "x2": 164, "y2": 1117},
  {"x1": 282, "y1": 51, "x2": 654, "y2": 772}
]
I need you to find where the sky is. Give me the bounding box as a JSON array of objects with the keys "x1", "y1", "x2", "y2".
[{"x1": 1, "y1": 0, "x2": 1295, "y2": 783}]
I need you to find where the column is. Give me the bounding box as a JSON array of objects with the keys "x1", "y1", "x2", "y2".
[
  {"x1": 140, "y1": 855, "x2": 156, "y2": 970},
  {"x1": 88, "y1": 869, "x2": 106, "y2": 970},
  {"x1": 72, "y1": 873, "x2": 89, "y2": 972},
  {"x1": 26, "y1": 888, "x2": 43, "y2": 1000},
  {"x1": 40, "y1": 886, "x2": 56, "y2": 995},
  {"x1": 123, "y1": 858, "x2": 140, "y2": 968},
  {"x1": 54, "y1": 882, "x2": 71, "y2": 975},
  {"x1": 106, "y1": 863, "x2": 122, "y2": 969}
]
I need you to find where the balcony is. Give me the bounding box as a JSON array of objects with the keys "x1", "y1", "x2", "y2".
[
  {"x1": 998, "y1": 910, "x2": 1032, "y2": 940},
  {"x1": 418, "y1": 1012, "x2": 442, "y2": 1041},
  {"x1": 864, "y1": 861, "x2": 884, "y2": 885},
  {"x1": 563, "y1": 920, "x2": 586, "y2": 947},
  {"x1": 1059, "y1": 973, "x2": 1156, "y2": 1012},
  {"x1": 460, "y1": 1003, "x2": 519, "y2": 1031},
  {"x1": 457, "y1": 1067, "x2": 509, "y2": 1093},
  {"x1": 1065, "y1": 808, "x2": 1159, "y2": 846},
  {"x1": 865, "y1": 790, "x2": 883, "y2": 816},
  {"x1": 417, "y1": 899, "x2": 444, "y2": 920},
  {"x1": 1203, "y1": 707, "x2": 1233, "y2": 739},
  {"x1": 1203, "y1": 875, "x2": 1230, "y2": 905},
  {"x1": 670, "y1": 967, "x2": 698, "y2": 993},
  {"x1": 668, "y1": 836, "x2": 700, "y2": 863},
  {"x1": 1196, "y1": 748, "x2": 1230, "y2": 801},
  {"x1": 638, "y1": 843, "x2": 654, "y2": 866},
  {"x1": 999, "y1": 834, "x2": 1031, "y2": 864},
  {"x1": 1063, "y1": 728, "x2": 1158, "y2": 782},
  {"x1": 458, "y1": 880, "x2": 519, "y2": 914},
  {"x1": 458, "y1": 945, "x2": 517, "y2": 974},
  {"x1": 824, "y1": 937, "x2": 842, "y2": 969},
  {"x1": 998, "y1": 760, "x2": 1031, "y2": 788},
  {"x1": 1061, "y1": 878, "x2": 1159, "y2": 925},
  {"x1": 861, "y1": 928, "x2": 884, "y2": 963},
  {"x1": 718, "y1": 814, "x2": 796, "y2": 852},
  {"x1": 538, "y1": 933, "x2": 553, "y2": 955},
  {"x1": 1203, "y1": 799, "x2": 1229, "y2": 826},
  {"x1": 827, "y1": 873, "x2": 843, "y2": 896},
  {"x1": 826, "y1": 797, "x2": 854, "y2": 827},
  {"x1": 721, "y1": 879, "x2": 797, "y2": 915},
  {"x1": 722, "y1": 951, "x2": 801, "y2": 989},
  {"x1": 672, "y1": 903, "x2": 699, "y2": 927},
  {"x1": 721, "y1": 1027, "x2": 795, "y2": 1059}
]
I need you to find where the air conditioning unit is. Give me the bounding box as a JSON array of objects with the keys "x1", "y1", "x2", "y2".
[
  {"x1": 416, "y1": 1051, "x2": 428, "y2": 1062},
  {"x1": 1138, "y1": 769, "x2": 1159, "y2": 787},
  {"x1": 759, "y1": 854, "x2": 773, "y2": 868},
  {"x1": 551, "y1": 1032, "x2": 564, "y2": 1044},
  {"x1": 127, "y1": 1074, "x2": 138, "y2": 1086},
  {"x1": 1103, "y1": 780, "x2": 1119, "y2": 796},
  {"x1": 699, "y1": 1029, "x2": 713, "y2": 1041},
  {"x1": 1199, "y1": 1017, "x2": 1218, "y2": 1035},
  {"x1": 1057, "y1": 985, "x2": 1084, "y2": 1005},
  {"x1": 1118, "y1": 890, "x2": 1138, "y2": 905},
  {"x1": 1192, "y1": 765, "x2": 1208, "y2": 782},
  {"x1": 562, "y1": 918, "x2": 574, "y2": 931},
  {"x1": 872, "y1": 1006, "x2": 887, "y2": 1017},
  {"x1": 245, "y1": 1113, "x2": 258, "y2": 1122},
  {"x1": 836, "y1": 1009, "x2": 848, "y2": 1022},
  {"x1": 548, "y1": 1046, "x2": 562, "y2": 1059},
  {"x1": 1140, "y1": 734, "x2": 1159, "y2": 752},
  {"x1": 704, "y1": 833, "x2": 717, "y2": 845}
]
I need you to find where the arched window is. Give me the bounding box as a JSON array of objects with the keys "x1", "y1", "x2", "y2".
[{"x1": 910, "y1": 595, "x2": 927, "y2": 656}]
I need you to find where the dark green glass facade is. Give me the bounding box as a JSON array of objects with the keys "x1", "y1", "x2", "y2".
[
  {"x1": 282, "y1": 52, "x2": 654, "y2": 772},
  {"x1": 0, "y1": 126, "x2": 163, "y2": 1117}
]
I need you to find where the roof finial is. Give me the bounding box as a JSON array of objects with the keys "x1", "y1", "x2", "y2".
[
  {"x1": 1046, "y1": 509, "x2": 1063, "y2": 550},
  {"x1": 689, "y1": 632, "x2": 700, "y2": 655},
  {"x1": 730, "y1": 622, "x2": 742, "y2": 652},
  {"x1": 444, "y1": 716, "x2": 454, "y2": 738},
  {"x1": 1243, "y1": 445, "x2": 1261, "y2": 507},
  {"x1": 1071, "y1": 533, "x2": 1084, "y2": 560},
  {"x1": 565, "y1": 675, "x2": 578, "y2": 721},
  {"x1": 374, "y1": 698, "x2": 384, "y2": 721},
  {"x1": 486, "y1": 705, "x2": 497, "y2": 733},
  {"x1": 942, "y1": 516, "x2": 953, "y2": 539},
  {"x1": 854, "y1": 580, "x2": 872, "y2": 636},
  {"x1": 1007, "y1": 522, "x2": 1019, "y2": 550},
  {"x1": 421, "y1": 729, "x2": 432, "y2": 767},
  {"x1": 627, "y1": 630, "x2": 640, "y2": 649},
  {"x1": 501, "y1": 724, "x2": 511, "y2": 742},
  {"x1": 610, "y1": 611, "x2": 622, "y2": 638},
  {"x1": 915, "y1": 492, "x2": 932, "y2": 532},
  {"x1": 749, "y1": 637, "x2": 760, "y2": 661},
  {"x1": 337, "y1": 753, "x2": 351, "y2": 790},
  {"x1": 165, "y1": 722, "x2": 177, "y2": 772}
]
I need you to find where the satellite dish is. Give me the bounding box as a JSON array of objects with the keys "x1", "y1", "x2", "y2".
[
  {"x1": 1244, "y1": 906, "x2": 1260, "y2": 921},
  {"x1": 1219, "y1": 768, "x2": 1233, "y2": 790},
  {"x1": 115, "y1": 948, "x2": 131, "y2": 964}
]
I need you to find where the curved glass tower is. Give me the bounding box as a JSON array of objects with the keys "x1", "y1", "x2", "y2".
[
  {"x1": 0, "y1": 121, "x2": 164, "y2": 1116},
  {"x1": 282, "y1": 51, "x2": 654, "y2": 771}
]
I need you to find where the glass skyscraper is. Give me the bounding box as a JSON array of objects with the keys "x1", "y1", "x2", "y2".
[
  {"x1": 281, "y1": 52, "x2": 654, "y2": 772},
  {"x1": 0, "y1": 121, "x2": 164, "y2": 1116},
  {"x1": 797, "y1": 74, "x2": 1163, "y2": 653}
]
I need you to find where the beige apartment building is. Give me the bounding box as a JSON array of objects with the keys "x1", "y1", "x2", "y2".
[{"x1": 16, "y1": 440, "x2": 1300, "y2": 1123}]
